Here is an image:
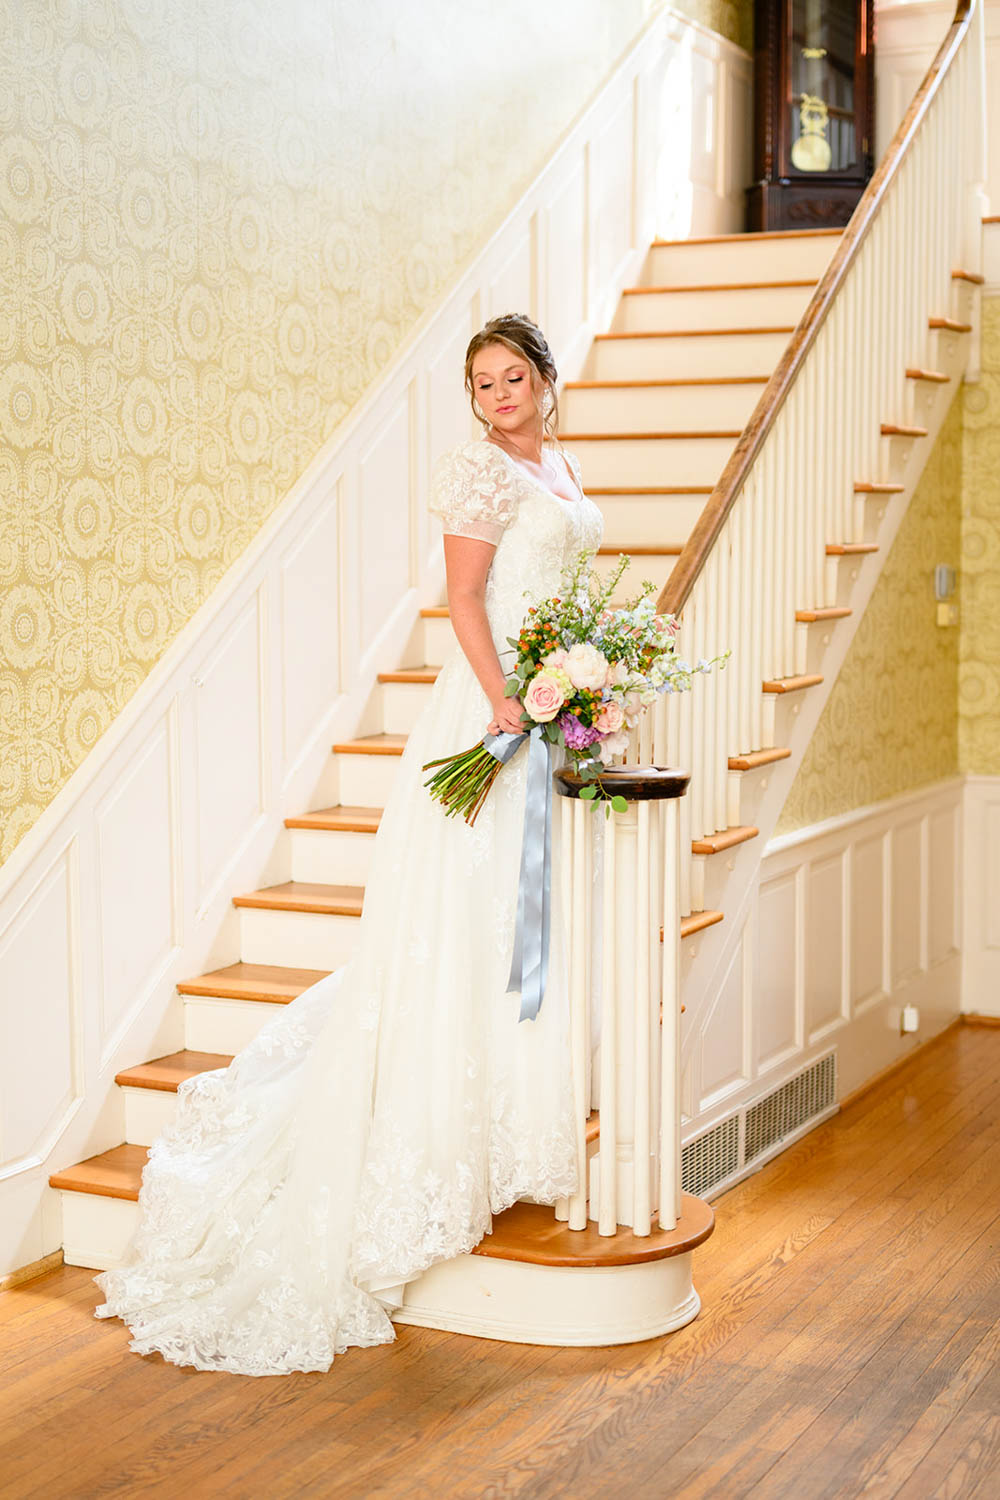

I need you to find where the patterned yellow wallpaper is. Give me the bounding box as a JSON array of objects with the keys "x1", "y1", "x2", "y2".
[
  {"x1": 959, "y1": 296, "x2": 1000, "y2": 775},
  {"x1": 776, "y1": 386, "x2": 963, "y2": 833},
  {"x1": 3, "y1": 1, "x2": 756, "y2": 865}
]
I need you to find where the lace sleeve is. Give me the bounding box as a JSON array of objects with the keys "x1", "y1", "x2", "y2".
[{"x1": 427, "y1": 442, "x2": 520, "y2": 545}]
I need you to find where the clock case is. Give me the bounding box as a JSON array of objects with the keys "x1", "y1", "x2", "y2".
[{"x1": 747, "y1": 0, "x2": 876, "y2": 231}]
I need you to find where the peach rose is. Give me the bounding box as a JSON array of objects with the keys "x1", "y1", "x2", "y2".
[
  {"x1": 523, "y1": 669, "x2": 568, "y2": 723},
  {"x1": 595, "y1": 700, "x2": 625, "y2": 733}
]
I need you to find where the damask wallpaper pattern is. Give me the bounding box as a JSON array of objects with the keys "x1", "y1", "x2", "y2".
[
  {"x1": 1, "y1": 1, "x2": 759, "y2": 864},
  {"x1": 776, "y1": 387, "x2": 964, "y2": 834},
  {"x1": 958, "y1": 296, "x2": 1000, "y2": 775}
]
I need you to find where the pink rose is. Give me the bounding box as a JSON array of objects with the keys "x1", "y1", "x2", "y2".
[
  {"x1": 523, "y1": 670, "x2": 568, "y2": 723},
  {"x1": 595, "y1": 700, "x2": 624, "y2": 733},
  {"x1": 597, "y1": 729, "x2": 629, "y2": 765}
]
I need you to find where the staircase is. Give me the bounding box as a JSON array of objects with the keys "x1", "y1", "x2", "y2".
[
  {"x1": 48, "y1": 227, "x2": 841, "y2": 1287},
  {"x1": 47, "y1": 0, "x2": 988, "y2": 1345}
]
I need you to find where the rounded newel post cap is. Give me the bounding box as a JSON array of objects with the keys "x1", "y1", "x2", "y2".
[{"x1": 553, "y1": 764, "x2": 691, "y2": 801}]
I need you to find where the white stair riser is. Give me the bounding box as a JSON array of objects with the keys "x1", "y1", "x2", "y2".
[
  {"x1": 597, "y1": 494, "x2": 704, "y2": 550},
  {"x1": 290, "y1": 826, "x2": 375, "y2": 885},
  {"x1": 574, "y1": 436, "x2": 734, "y2": 490},
  {"x1": 562, "y1": 381, "x2": 763, "y2": 433},
  {"x1": 183, "y1": 996, "x2": 288, "y2": 1053},
  {"x1": 380, "y1": 680, "x2": 437, "y2": 734},
  {"x1": 420, "y1": 616, "x2": 454, "y2": 661},
  {"x1": 588, "y1": 330, "x2": 793, "y2": 382},
  {"x1": 61, "y1": 1192, "x2": 137, "y2": 1271},
  {"x1": 615, "y1": 284, "x2": 815, "y2": 334},
  {"x1": 641, "y1": 234, "x2": 840, "y2": 286},
  {"x1": 239, "y1": 906, "x2": 359, "y2": 971},
  {"x1": 122, "y1": 1086, "x2": 179, "y2": 1147},
  {"x1": 594, "y1": 550, "x2": 676, "y2": 599},
  {"x1": 335, "y1": 751, "x2": 402, "y2": 805}
]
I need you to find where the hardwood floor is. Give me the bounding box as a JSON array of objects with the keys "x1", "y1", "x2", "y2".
[{"x1": 3, "y1": 1021, "x2": 998, "y2": 1499}]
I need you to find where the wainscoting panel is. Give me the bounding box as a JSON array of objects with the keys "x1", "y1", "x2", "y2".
[
  {"x1": 359, "y1": 395, "x2": 412, "y2": 654},
  {"x1": 192, "y1": 593, "x2": 266, "y2": 912},
  {"x1": 962, "y1": 775, "x2": 1000, "y2": 1014},
  {"x1": 0, "y1": 844, "x2": 81, "y2": 1170},
  {"x1": 279, "y1": 491, "x2": 343, "y2": 774},
  {"x1": 96, "y1": 719, "x2": 179, "y2": 1058},
  {"x1": 682, "y1": 779, "x2": 964, "y2": 1154},
  {"x1": 805, "y1": 853, "x2": 847, "y2": 1042}
]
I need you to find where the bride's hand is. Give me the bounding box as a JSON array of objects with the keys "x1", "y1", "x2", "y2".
[{"x1": 487, "y1": 693, "x2": 526, "y2": 737}]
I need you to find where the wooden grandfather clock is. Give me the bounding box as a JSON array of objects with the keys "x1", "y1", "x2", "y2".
[{"x1": 747, "y1": 0, "x2": 875, "y2": 230}]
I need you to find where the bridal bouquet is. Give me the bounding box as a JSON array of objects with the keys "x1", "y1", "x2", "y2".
[{"x1": 422, "y1": 548, "x2": 726, "y2": 823}]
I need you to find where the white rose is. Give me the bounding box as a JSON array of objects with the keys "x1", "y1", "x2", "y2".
[
  {"x1": 597, "y1": 729, "x2": 629, "y2": 765},
  {"x1": 564, "y1": 642, "x2": 610, "y2": 692}
]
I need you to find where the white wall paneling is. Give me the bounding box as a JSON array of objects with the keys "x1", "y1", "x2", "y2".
[
  {"x1": 0, "y1": 9, "x2": 752, "y2": 1277},
  {"x1": 961, "y1": 775, "x2": 1000, "y2": 1016},
  {"x1": 682, "y1": 779, "x2": 964, "y2": 1146}
]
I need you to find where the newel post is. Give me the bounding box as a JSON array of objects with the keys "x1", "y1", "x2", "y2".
[{"x1": 553, "y1": 763, "x2": 690, "y2": 1238}]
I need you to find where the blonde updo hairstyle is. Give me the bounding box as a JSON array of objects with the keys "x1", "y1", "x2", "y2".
[{"x1": 464, "y1": 313, "x2": 561, "y2": 445}]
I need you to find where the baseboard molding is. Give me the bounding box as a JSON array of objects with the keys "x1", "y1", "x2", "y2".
[{"x1": 0, "y1": 1249, "x2": 64, "y2": 1295}]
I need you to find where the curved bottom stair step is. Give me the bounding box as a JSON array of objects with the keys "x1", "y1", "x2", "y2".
[{"x1": 49, "y1": 1147, "x2": 712, "y2": 1268}]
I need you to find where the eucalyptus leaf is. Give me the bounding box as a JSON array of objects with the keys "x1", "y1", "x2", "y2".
[
  {"x1": 578, "y1": 786, "x2": 597, "y2": 800},
  {"x1": 611, "y1": 795, "x2": 628, "y2": 814}
]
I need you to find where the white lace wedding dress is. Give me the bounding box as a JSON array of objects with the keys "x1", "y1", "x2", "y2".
[{"x1": 94, "y1": 436, "x2": 605, "y2": 1375}]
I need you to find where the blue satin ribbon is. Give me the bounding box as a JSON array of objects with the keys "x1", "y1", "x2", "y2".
[{"x1": 482, "y1": 725, "x2": 554, "y2": 1022}]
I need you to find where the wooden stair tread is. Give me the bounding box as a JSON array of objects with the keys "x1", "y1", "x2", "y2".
[
  {"x1": 233, "y1": 882, "x2": 364, "y2": 916},
  {"x1": 472, "y1": 1197, "x2": 714, "y2": 1267},
  {"x1": 115, "y1": 1051, "x2": 232, "y2": 1093},
  {"x1": 951, "y1": 268, "x2": 985, "y2": 284},
  {"x1": 332, "y1": 733, "x2": 407, "y2": 756},
  {"x1": 795, "y1": 606, "x2": 852, "y2": 623},
  {"x1": 557, "y1": 430, "x2": 743, "y2": 441},
  {"x1": 598, "y1": 543, "x2": 682, "y2": 556},
  {"x1": 585, "y1": 485, "x2": 714, "y2": 496},
  {"x1": 762, "y1": 673, "x2": 823, "y2": 694},
  {"x1": 854, "y1": 481, "x2": 904, "y2": 493},
  {"x1": 826, "y1": 542, "x2": 878, "y2": 555},
  {"x1": 564, "y1": 376, "x2": 770, "y2": 389},
  {"x1": 177, "y1": 962, "x2": 330, "y2": 1004},
  {"x1": 679, "y1": 910, "x2": 724, "y2": 939},
  {"x1": 881, "y1": 422, "x2": 927, "y2": 437},
  {"x1": 377, "y1": 667, "x2": 441, "y2": 684},
  {"x1": 691, "y1": 825, "x2": 759, "y2": 856},
  {"x1": 928, "y1": 316, "x2": 972, "y2": 332},
  {"x1": 419, "y1": 606, "x2": 450, "y2": 618},
  {"x1": 905, "y1": 366, "x2": 950, "y2": 382},
  {"x1": 623, "y1": 279, "x2": 817, "y2": 294},
  {"x1": 285, "y1": 805, "x2": 382, "y2": 833},
  {"x1": 585, "y1": 1110, "x2": 600, "y2": 1145},
  {"x1": 651, "y1": 227, "x2": 841, "y2": 246},
  {"x1": 728, "y1": 747, "x2": 792, "y2": 771},
  {"x1": 594, "y1": 326, "x2": 796, "y2": 342},
  {"x1": 49, "y1": 1145, "x2": 147, "y2": 1201}
]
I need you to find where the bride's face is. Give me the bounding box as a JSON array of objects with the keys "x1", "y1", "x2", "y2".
[{"x1": 471, "y1": 343, "x2": 540, "y2": 438}]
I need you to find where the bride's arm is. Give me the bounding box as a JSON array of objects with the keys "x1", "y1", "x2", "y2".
[{"x1": 443, "y1": 535, "x2": 524, "y2": 735}]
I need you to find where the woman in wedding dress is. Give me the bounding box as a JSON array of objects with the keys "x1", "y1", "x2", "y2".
[{"x1": 94, "y1": 313, "x2": 606, "y2": 1375}]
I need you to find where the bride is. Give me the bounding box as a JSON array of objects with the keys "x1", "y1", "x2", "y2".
[{"x1": 94, "y1": 313, "x2": 606, "y2": 1375}]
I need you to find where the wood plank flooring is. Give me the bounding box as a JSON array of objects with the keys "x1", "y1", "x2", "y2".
[{"x1": 2, "y1": 1021, "x2": 998, "y2": 1500}]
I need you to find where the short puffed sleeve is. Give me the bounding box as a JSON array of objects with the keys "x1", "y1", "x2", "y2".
[{"x1": 427, "y1": 442, "x2": 520, "y2": 545}]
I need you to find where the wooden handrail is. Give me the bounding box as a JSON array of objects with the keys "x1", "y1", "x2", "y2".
[{"x1": 657, "y1": 1, "x2": 974, "y2": 617}]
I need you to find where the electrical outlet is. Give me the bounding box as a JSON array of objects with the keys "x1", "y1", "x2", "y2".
[
  {"x1": 937, "y1": 602, "x2": 959, "y2": 627},
  {"x1": 901, "y1": 1004, "x2": 920, "y2": 1033}
]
